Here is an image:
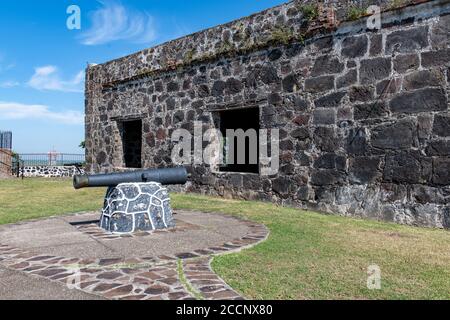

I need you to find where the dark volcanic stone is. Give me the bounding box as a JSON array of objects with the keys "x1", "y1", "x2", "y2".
[
  {"x1": 313, "y1": 127, "x2": 339, "y2": 152},
  {"x1": 385, "y1": 26, "x2": 428, "y2": 54},
  {"x1": 341, "y1": 35, "x2": 368, "y2": 58},
  {"x1": 360, "y1": 57, "x2": 391, "y2": 84},
  {"x1": 431, "y1": 14, "x2": 450, "y2": 49},
  {"x1": 346, "y1": 128, "x2": 368, "y2": 155},
  {"x1": 268, "y1": 48, "x2": 283, "y2": 61},
  {"x1": 426, "y1": 140, "x2": 450, "y2": 156},
  {"x1": 212, "y1": 80, "x2": 226, "y2": 96},
  {"x1": 313, "y1": 153, "x2": 346, "y2": 171},
  {"x1": 432, "y1": 158, "x2": 450, "y2": 185},
  {"x1": 167, "y1": 81, "x2": 179, "y2": 92},
  {"x1": 311, "y1": 55, "x2": 344, "y2": 76},
  {"x1": 313, "y1": 109, "x2": 336, "y2": 125},
  {"x1": 349, "y1": 86, "x2": 374, "y2": 102},
  {"x1": 305, "y1": 75, "x2": 334, "y2": 93},
  {"x1": 282, "y1": 74, "x2": 298, "y2": 92},
  {"x1": 349, "y1": 157, "x2": 381, "y2": 184},
  {"x1": 290, "y1": 127, "x2": 310, "y2": 140},
  {"x1": 311, "y1": 169, "x2": 343, "y2": 186},
  {"x1": 383, "y1": 153, "x2": 421, "y2": 184},
  {"x1": 371, "y1": 120, "x2": 414, "y2": 150},
  {"x1": 394, "y1": 54, "x2": 419, "y2": 73},
  {"x1": 197, "y1": 84, "x2": 210, "y2": 97},
  {"x1": 336, "y1": 69, "x2": 357, "y2": 89},
  {"x1": 432, "y1": 114, "x2": 450, "y2": 137},
  {"x1": 390, "y1": 88, "x2": 447, "y2": 114},
  {"x1": 226, "y1": 78, "x2": 243, "y2": 94},
  {"x1": 421, "y1": 48, "x2": 450, "y2": 67},
  {"x1": 260, "y1": 65, "x2": 280, "y2": 84},
  {"x1": 272, "y1": 176, "x2": 291, "y2": 195},
  {"x1": 354, "y1": 102, "x2": 388, "y2": 120},
  {"x1": 403, "y1": 70, "x2": 442, "y2": 91},
  {"x1": 315, "y1": 92, "x2": 346, "y2": 108},
  {"x1": 369, "y1": 34, "x2": 382, "y2": 56},
  {"x1": 96, "y1": 151, "x2": 107, "y2": 165}
]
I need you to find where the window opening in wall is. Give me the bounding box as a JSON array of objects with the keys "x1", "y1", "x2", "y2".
[{"x1": 219, "y1": 107, "x2": 260, "y2": 174}]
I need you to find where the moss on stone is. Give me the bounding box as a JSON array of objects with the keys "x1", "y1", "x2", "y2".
[
  {"x1": 346, "y1": 6, "x2": 368, "y2": 21},
  {"x1": 300, "y1": 4, "x2": 319, "y2": 21}
]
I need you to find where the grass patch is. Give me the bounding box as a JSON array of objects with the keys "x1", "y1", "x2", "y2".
[
  {"x1": 0, "y1": 178, "x2": 105, "y2": 225},
  {"x1": 177, "y1": 259, "x2": 204, "y2": 300},
  {"x1": 0, "y1": 179, "x2": 449, "y2": 299},
  {"x1": 172, "y1": 193, "x2": 450, "y2": 300}
]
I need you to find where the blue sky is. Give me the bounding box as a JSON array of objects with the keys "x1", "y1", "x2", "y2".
[{"x1": 0, "y1": 0, "x2": 286, "y2": 154}]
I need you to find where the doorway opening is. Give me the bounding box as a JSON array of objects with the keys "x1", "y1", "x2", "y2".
[
  {"x1": 121, "y1": 120, "x2": 142, "y2": 168},
  {"x1": 219, "y1": 107, "x2": 260, "y2": 174}
]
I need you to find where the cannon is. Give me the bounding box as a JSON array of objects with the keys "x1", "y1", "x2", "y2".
[
  {"x1": 73, "y1": 167, "x2": 188, "y2": 189},
  {"x1": 73, "y1": 167, "x2": 188, "y2": 234}
]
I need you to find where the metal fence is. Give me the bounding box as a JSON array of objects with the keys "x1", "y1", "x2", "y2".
[{"x1": 18, "y1": 153, "x2": 85, "y2": 166}]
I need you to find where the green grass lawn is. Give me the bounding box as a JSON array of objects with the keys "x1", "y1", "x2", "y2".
[
  {"x1": 0, "y1": 178, "x2": 106, "y2": 224},
  {"x1": 1, "y1": 178, "x2": 449, "y2": 299}
]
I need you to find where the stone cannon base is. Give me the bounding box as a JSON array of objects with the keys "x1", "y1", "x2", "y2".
[{"x1": 100, "y1": 182, "x2": 175, "y2": 234}]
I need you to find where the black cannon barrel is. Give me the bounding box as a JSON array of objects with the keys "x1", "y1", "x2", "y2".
[{"x1": 73, "y1": 167, "x2": 188, "y2": 189}]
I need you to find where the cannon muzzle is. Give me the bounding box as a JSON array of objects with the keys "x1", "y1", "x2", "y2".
[{"x1": 73, "y1": 167, "x2": 188, "y2": 189}]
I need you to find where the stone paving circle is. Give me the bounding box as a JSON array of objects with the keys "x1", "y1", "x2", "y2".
[{"x1": 0, "y1": 210, "x2": 269, "y2": 300}]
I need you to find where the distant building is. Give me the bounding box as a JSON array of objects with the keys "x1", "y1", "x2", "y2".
[{"x1": 0, "y1": 131, "x2": 12, "y2": 150}]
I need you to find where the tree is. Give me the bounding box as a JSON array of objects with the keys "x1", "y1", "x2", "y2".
[{"x1": 79, "y1": 141, "x2": 86, "y2": 149}]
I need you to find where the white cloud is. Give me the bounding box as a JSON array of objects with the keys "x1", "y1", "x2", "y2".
[
  {"x1": 0, "y1": 101, "x2": 83, "y2": 125},
  {"x1": 79, "y1": 1, "x2": 156, "y2": 45},
  {"x1": 28, "y1": 66, "x2": 84, "y2": 93},
  {"x1": 0, "y1": 81, "x2": 19, "y2": 88}
]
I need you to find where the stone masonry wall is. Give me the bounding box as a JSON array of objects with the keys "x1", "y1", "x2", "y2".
[
  {"x1": 85, "y1": 0, "x2": 450, "y2": 229},
  {"x1": 20, "y1": 166, "x2": 85, "y2": 178}
]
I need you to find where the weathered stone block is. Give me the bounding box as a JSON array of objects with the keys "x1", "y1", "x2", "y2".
[
  {"x1": 225, "y1": 78, "x2": 243, "y2": 94},
  {"x1": 432, "y1": 114, "x2": 450, "y2": 137},
  {"x1": 346, "y1": 128, "x2": 368, "y2": 155},
  {"x1": 349, "y1": 157, "x2": 381, "y2": 184},
  {"x1": 360, "y1": 57, "x2": 391, "y2": 84},
  {"x1": 313, "y1": 127, "x2": 339, "y2": 152},
  {"x1": 354, "y1": 102, "x2": 388, "y2": 120},
  {"x1": 260, "y1": 65, "x2": 280, "y2": 84},
  {"x1": 272, "y1": 176, "x2": 292, "y2": 195},
  {"x1": 167, "y1": 81, "x2": 179, "y2": 92},
  {"x1": 311, "y1": 169, "x2": 343, "y2": 186},
  {"x1": 393, "y1": 54, "x2": 419, "y2": 73},
  {"x1": 313, "y1": 153, "x2": 346, "y2": 171},
  {"x1": 426, "y1": 140, "x2": 450, "y2": 156},
  {"x1": 369, "y1": 34, "x2": 382, "y2": 56},
  {"x1": 282, "y1": 74, "x2": 299, "y2": 92},
  {"x1": 412, "y1": 185, "x2": 445, "y2": 205},
  {"x1": 212, "y1": 80, "x2": 226, "y2": 96},
  {"x1": 431, "y1": 14, "x2": 450, "y2": 49},
  {"x1": 371, "y1": 120, "x2": 414, "y2": 150},
  {"x1": 349, "y1": 86, "x2": 374, "y2": 102},
  {"x1": 314, "y1": 92, "x2": 346, "y2": 108},
  {"x1": 313, "y1": 109, "x2": 336, "y2": 125},
  {"x1": 311, "y1": 55, "x2": 344, "y2": 76},
  {"x1": 341, "y1": 35, "x2": 368, "y2": 58},
  {"x1": 296, "y1": 185, "x2": 309, "y2": 201},
  {"x1": 390, "y1": 88, "x2": 447, "y2": 114},
  {"x1": 383, "y1": 153, "x2": 421, "y2": 184},
  {"x1": 305, "y1": 75, "x2": 334, "y2": 93},
  {"x1": 403, "y1": 69, "x2": 443, "y2": 91},
  {"x1": 421, "y1": 48, "x2": 450, "y2": 67},
  {"x1": 336, "y1": 70, "x2": 357, "y2": 89},
  {"x1": 290, "y1": 127, "x2": 310, "y2": 140},
  {"x1": 376, "y1": 78, "x2": 401, "y2": 96},
  {"x1": 432, "y1": 157, "x2": 450, "y2": 186},
  {"x1": 385, "y1": 26, "x2": 428, "y2": 55}
]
